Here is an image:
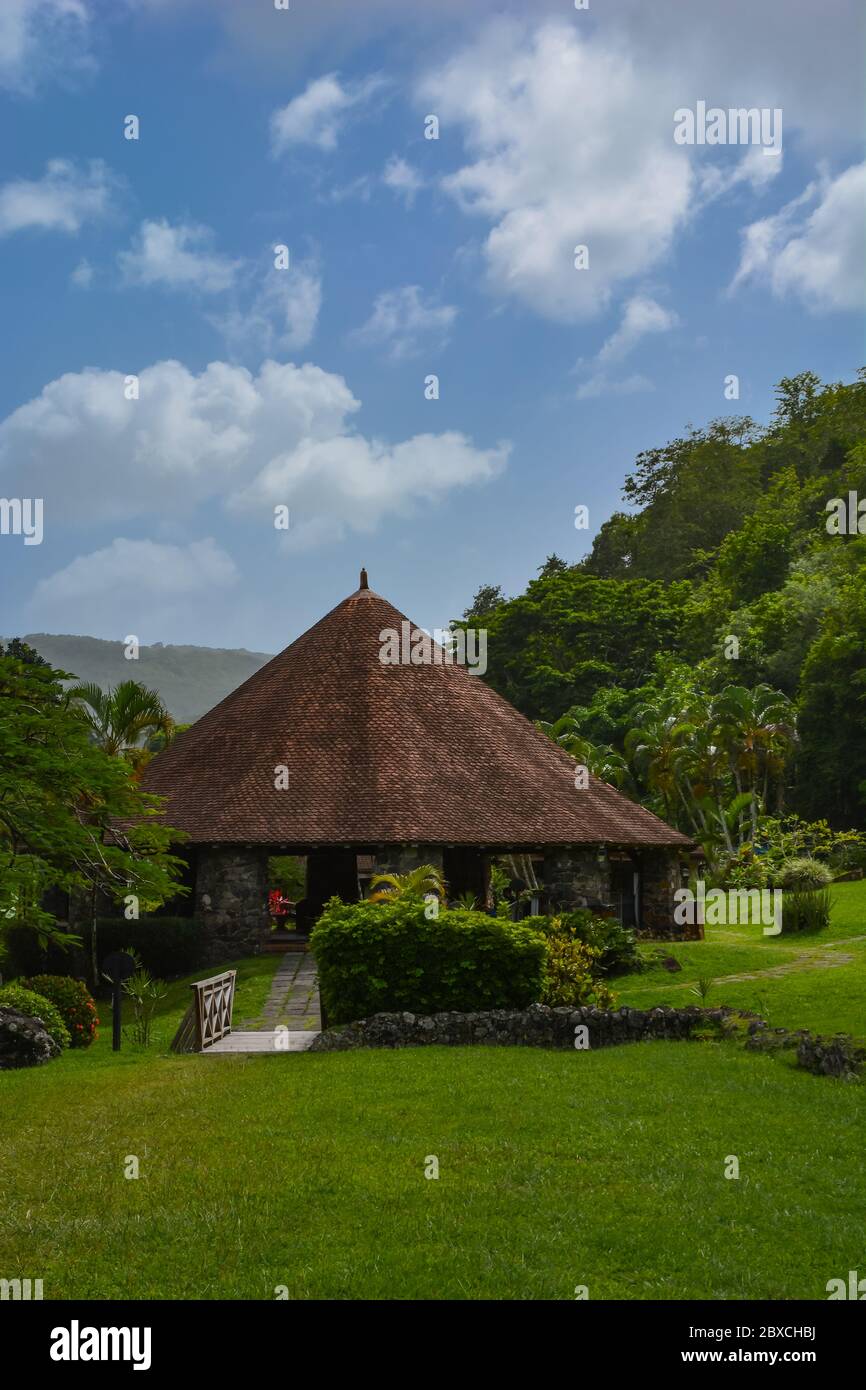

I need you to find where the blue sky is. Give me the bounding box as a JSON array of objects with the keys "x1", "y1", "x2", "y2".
[{"x1": 0, "y1": 0, "x2": 863, "y2": 653}]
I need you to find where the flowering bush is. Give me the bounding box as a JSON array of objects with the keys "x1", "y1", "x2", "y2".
[
  {"x1": 20, "y1": 974, "x2": 98, "y2": 1048},
  {"x1": 0, "y1": 984, "x2": 71, "y2": 1049}
]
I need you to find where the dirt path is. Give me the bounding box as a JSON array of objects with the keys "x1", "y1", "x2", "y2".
[{"x1": 626, "y1": 936, "x2": 863, "y2": 995}]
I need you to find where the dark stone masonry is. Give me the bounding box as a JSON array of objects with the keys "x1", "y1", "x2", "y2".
[
  {"x1": 194, "y1": 845, "x2": 269, "y2": 963},
  {"x1": 311, "y1": 1002, "x2": 728, "y2": 1052}
]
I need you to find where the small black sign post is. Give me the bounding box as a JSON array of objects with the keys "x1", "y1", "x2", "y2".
[{"x1": 103, "y1": 951, "x2": 136, "y2": 1052}]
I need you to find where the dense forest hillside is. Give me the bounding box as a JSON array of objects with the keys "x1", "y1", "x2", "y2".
[
  {"x1": 460, "y1": 371, "x2": 866, "y2": 832},
  {"x1": 4, "y1": 634, "x2": 273, "y2": 724}
]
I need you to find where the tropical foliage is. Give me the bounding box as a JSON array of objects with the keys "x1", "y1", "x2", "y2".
[
  {"x1": 0, "y1": 644, "x2": 185, "y2": 953},
  {"x1": 67, "y1": 679, "x2": 175, "y2": 770},
  {"x1": 368, "y1": 864, "x2": 446, "y2": 904},
  {"x1": 463, "y1": 370, "x2": 866, "y2": 834}
]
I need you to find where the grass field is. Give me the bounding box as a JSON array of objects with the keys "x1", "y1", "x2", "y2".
[
  {"x1": 1, "y1": 883, "x2": 864, "y2": 1300},
  {"x1": 616, "y1": 879, "x2": 866, "y2": 1039}
]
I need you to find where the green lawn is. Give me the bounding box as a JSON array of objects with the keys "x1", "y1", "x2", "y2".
[
  {"x1": 1, "y1": 885, "x2": 864, "y2": 1300},
  {"x1": 615, "y1": 879, "x2": 866, "y2": 1039}
]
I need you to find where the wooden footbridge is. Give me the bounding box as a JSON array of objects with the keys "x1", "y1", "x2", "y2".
[{"x1": 170, "y1": 969, "x2": 320, "y2": 1055}]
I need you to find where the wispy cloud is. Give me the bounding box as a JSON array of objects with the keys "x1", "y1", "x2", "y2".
[
  {"x1": 0, "y1": 0, "x2": 95, "y2": 95},
  {"x1": 118, "y1": 218, "x2": 242, "y2": 293},
  {"x1": 270, "y1": 72, "x2": 386, "y2": 153},
  {"x1": 730, "y1": 162, "x2": 866, "y2": 312},
  {"x1": 383, "y1": 155, "x2": 423, "y2": 207},
  {"x1": 0, "y1": 158, "x2": 118, "y2": 235},
  {"x1": 575, "y1": 295, "x2": 679, "y2": 399},
  {"x1": 351, "y1": 285, "x2": 457, "y2": 361}
]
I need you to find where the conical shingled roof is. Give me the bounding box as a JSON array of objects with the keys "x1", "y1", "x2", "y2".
[{"x1": 141, "y1": 580, "x2": 690, "y2": 849}]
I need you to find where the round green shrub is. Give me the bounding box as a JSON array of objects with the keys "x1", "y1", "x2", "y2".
[
  {"x1": 20, "y1": 974, "x2": 98, "y2": 1048},
  {"x1": 781, "y1": 888, "x2": 832, "y2": 933},
  {"x1": 0, "y1": 984, "x2": 71, "y2": 1049},
  {"x1": 778, "y1": 858, "x2": 832, "y2": 891},
  {"x1": 555, "y1": 909, "x2": 642, "y2": 975},
  {"x1": 312, "y1": 897, "x2": 546, "y2": 1025}
]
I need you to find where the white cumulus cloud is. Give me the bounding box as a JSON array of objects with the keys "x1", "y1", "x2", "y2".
[
  {"x1": 417, "y1": 19, "x2": 693, "y2": 323},
  {"x1": 0, "y1": 158, "x2": 118, "y2": 235},
  {"x1": 28, "y1": 536, "x2": 238, "y2": 638},
  {"x1": 118, "y1": 218, "x2": 242, "y2": 293},
  {"x1": 731, "y1": 162, "x2": 866, "y2": 312},
  {"x1": 0, "y1": 358, "x2": 508, "y2": 545}
]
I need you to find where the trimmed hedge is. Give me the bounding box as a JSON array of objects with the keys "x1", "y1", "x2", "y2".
[
  {"x1": 0, "y1": 984, "x2": 70, "y2": 1050},
  {"x1": 89, "y1": 918, "x2": 207, "y2": 978},
  {"x1": 311, "y1": 898, "x2": 547, "y2": 1025},
  {"x1": 20, "y1": 975, "x2": 98, "y2": 1048},
  {"x1": 2, "y1": 917, "x2": 207, "y2": 982},
  {"x1": 0, "y1": 925, "x2": 86, "y2": 981}
]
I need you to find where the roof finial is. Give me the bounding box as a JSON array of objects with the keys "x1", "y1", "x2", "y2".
[{"x1": 359, "y1": 567, "x2": 369, "y2": 590}]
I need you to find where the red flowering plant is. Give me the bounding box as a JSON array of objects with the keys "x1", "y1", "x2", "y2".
[
  {"x1": 269, "y1": 889, "x2": 292, "y2": 924},
  {"x1": 20, "y1": 975, "x2": 98, "y2": 1048}
]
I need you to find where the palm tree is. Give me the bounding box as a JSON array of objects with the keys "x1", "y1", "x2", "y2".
[
  {"x1": 67, "y1": 680, "x2": 175, "y2": 767},
  {"x1": 624, "y1": 697, "x2": 692, "y2": 826},
  {"x1": 536, "y1": 715, "x2": 632, "y2": 791},
  {"x1": 710, "y1": 685, "x2": 797, "y2": 835},
  {"x1": 368, "y1": 864, "x2": 447, "y2": 903}
]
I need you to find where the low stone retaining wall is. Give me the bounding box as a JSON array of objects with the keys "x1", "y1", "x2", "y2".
[
  {"x1": 740, "y1": 1022, "x2": 865, "y2": 1080},
  {"x1": 311, "y1": 1002, "x2": 729, "y2": 1052},
  {"x1": 310, "y1": 1002, "x2": 864, "y2": 1080}
]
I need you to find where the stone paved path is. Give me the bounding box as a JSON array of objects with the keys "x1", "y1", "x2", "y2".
[{"x1": 242, "y1": 950, "x2": 321, "y2": 1031}]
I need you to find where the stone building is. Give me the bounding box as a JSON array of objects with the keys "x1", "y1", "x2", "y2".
[{"x1": 140, "y1": 573, "x2": 697, "y2": 960}]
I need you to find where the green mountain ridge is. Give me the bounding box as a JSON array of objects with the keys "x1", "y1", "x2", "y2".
[{"x1": 4, "y1": 634, "x2": 274, "y2": 724}]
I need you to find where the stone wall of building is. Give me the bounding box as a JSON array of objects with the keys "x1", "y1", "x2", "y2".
[
  {"x1": 194, "y1": 845, "x2": 269, "y2": 962},
  {"x1": 544, "y1": 848, "x2": 611, "y2": 912},
  {"x1": 371, "y1": 845, "x2": 444, "y2": 877},
  {"x1": 639, "y1": 849, "x2": 700, "y2": 940}
]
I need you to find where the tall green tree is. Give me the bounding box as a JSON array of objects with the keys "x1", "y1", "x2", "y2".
[
  {"x1": 796, "y1": 571, "x2": 866, "y2": 827},
  {"x1": 0, "y1": 651, "x2": 185, "y2": 962}
]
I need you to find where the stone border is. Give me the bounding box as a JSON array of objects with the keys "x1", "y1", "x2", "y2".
[{"x1": 309, "y1": 1002, "x2": 864, "y2": 1080}]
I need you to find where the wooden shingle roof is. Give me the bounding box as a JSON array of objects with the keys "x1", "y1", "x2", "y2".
[{"x1": 140, "y1": 579, "x2": 690, "y2": 849}]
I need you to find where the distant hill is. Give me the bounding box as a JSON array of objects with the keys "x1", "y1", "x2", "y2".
[{"x1": 8, "y1": 634, "x2": 275, "y2": 724}]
